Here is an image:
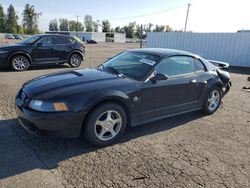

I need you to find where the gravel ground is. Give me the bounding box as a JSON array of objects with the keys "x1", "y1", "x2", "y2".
[{"x1": 0, "y1": 43, "x2": 250, "y2": 188}]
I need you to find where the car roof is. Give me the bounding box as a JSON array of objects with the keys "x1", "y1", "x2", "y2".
[
  {"x1": 128, "y1": 48, "x2": 197, "y2": 57},
  {"x1": 34, "y1": 34, "x2": 71, "y2": 38}
]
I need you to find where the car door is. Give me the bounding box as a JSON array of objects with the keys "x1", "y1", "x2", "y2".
[
  {"x1": 31, "y1": 36, "x2": 59, "y2": 63},
  {"x1": 141, "y1": 55, "x2": 201, "y2": 122},
  {"x1": 53, "y1": 36, "x2": 72, "y2": 61},
  {"x1": 192, "y1": 58, "x2": 211, "y2": 103}
]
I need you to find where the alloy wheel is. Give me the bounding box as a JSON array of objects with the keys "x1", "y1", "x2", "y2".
[
  {"x1": 94, "y1": 110, "x2": 122, "y2": 141},
  {"x1": 207, "y1": 90, "x2": 220, "y2": 111},
  {"x1": 12, "y1": 56, "x2": 29, "y2": 71},
  {"x1": 70, "y1": 54, "x2": 81, "y2": 67}
]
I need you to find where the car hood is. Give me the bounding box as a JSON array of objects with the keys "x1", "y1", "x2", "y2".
[
  {"x1": 22, "y1": 69, "x2": 131, "y2": 99},
  {"x1": 0, "y1": 43, "x2": 26, "y2": 49}
]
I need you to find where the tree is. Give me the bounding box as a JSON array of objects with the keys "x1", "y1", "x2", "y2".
[
  {"x1": 59, "y1": 18, "x2": 69, "y2": 31},
  {"x1": 16, "y1": 24, "x2": 24, "y2": 34},
  {"x1": 102, "y1": 20, "x2": 111, "y2": 32},
  {"x1": 84, "y1": 15, "x2": 93, "y2": 32},
  {"x1": 123, "y1": 22, "x2": 136, "y2": 38},
  {"x1": 153, "y1": 25, "x2": 165, "y2": 32},
  {"x1": 6, "y1": 4, "x2": 18, "y2": 33},
  {"x1": 165, "y1": 25, "x2": 173, "y2": 32},
  {"x1": 135, "y1": 24, "x2": 141, "y2": 38},
  {"x1": 146, "y1": 23, "x2": 154, "y2": 32},
  {"x1": 0, "y1": 4, "x2": 5, "y2": 33},
  {"x1": 93, "y1": 20, "x2": 100, "y2": 32},
  {"x1": 115, "y1": 26, "x2": 121, "y2": 33},
  {"x1": 49, "y1": 19, "x2": 58, "y2": 31},
  {"x1": 22, "y1": 4, "x2": 41, "y2": 34},
  {"x1": 69, "y1": 20, "x2": 84, "y2": 31}
]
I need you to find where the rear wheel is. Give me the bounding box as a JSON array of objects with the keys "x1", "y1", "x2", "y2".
[
  {"x1": 69, "y1": 53, "x2": 82, "y2": 68},
  {"x1": 84, "y1": 103, "x2": 127, "y2": 146},
  {"x1": 202, "y1": 86, "x2": 222, "y2": 114},
  {"x1": 10, "y1": 55, "x2": 30, "y2": 71}
]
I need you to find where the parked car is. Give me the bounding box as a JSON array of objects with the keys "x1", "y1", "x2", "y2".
[
  {"x1": 87, "y1": 40, "x2": 97, "y2": 44},
  {"x1": 15, "y1": 48, "x2": 231, "y2": 146},
  {"x1": 0, "y1": 34, "x2": 85, "y2": 71},
  {"x1": 13, "y1": 34, "x2": 23, "y2": 40},
  {"x1": 4, "y1": 33, "x2": 15, "y2": 39}
]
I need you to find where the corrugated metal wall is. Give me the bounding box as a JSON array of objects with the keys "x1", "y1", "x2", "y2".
[{"x1": 147, "y1": 32, "x2": 250, "y2": 67}]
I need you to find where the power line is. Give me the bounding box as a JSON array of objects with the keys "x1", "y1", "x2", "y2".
[{"x1": 107, "y1": 4, "x2": 187, "y2": 21}]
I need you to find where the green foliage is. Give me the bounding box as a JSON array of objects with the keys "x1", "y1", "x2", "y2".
[
  {"x1": 165, "y1": 25, "x2": 173, "y2": 32},
  {"x1": 114, "y1": 26, "x2": 122, "y2": 33},
  {"x1": 22, "y1": 4, "x2": 41, "y2": 34},
  {"x1": 153, "y1": 25, "x2": 165, "y2": 32},
  {"x1": 102, "y1": 20, "x2": 111, "y2": 32},
  {"x1": 84, "y1": 15, "x2": 93, "y2": 32},
  {"x1": 69, "y1": 20, "x2": 84, "y2": 31},
  {"x1": 6, "y1": 4, "x2": 18, "y2": 33},
  {"x1": 123, "y1": 22, "x2": 136, "y2": 38},
  {"x1": 0, "y1": 4, "x2": 5, "y2": 33},
  {"x1": 16, "y1": 24, "x2": 24, "y2": 34},
  {"x1": 49, "y1": 19, "x2": 58, "y2": 31},
  {"x1": 93, "y1": 20, "x2": 100, "y2": 32},
  {"x1": 59, "y1": 18, "x2": 69, "y2": 31}
]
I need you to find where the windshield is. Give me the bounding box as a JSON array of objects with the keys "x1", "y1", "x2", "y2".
[
  {"x1": 19, "y1": 35, "x2": 41, "y2": 44},
  {"x1": 102, "y1": 51, "x2": 160, "y2": 80}
]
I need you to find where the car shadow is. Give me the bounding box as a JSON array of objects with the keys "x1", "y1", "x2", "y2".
[
  {"x1": 0, "y1": 111, "x2": 204, "y2": 179},
  {"x1": 0, "y1": 64, "x2": 70, "y2": 72}
]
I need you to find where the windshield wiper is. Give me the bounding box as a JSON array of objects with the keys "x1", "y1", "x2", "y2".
[{"x1": 106, "y1": 67, "x2": 126, "y2": 78}]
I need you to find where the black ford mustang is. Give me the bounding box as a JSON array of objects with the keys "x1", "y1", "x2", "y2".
[{"x1": 15, "y1": 48, "x2": 231, "y2": 146}]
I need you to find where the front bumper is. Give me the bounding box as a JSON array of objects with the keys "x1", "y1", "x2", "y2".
[{"x1": 15, "y1": 101, "x2": 87, "y2": 138}]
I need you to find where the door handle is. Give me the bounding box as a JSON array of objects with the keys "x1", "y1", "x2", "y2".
[{"x1": 190, "y1": 79, "x2": 197, "y2": 83}]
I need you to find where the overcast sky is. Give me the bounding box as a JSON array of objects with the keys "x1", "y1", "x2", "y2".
[{"x1": 1, "y1": 0, "x2": 250, "y2": 32}]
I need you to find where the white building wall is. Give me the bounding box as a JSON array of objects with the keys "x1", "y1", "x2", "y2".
[
  {"x1": 114, "y1": 33, "x2": 126, "y2": 43},
  {"x1": 147, "y1": 32, "x2": 250, "y2": 67},
  {"x1": 91, "y1": 32, "x2": 106, "y2": 42}
]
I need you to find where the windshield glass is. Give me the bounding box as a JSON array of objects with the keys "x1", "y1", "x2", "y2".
[
  {"x1": 102, "y1": 51, "x2": 160, "y2": 80},
  {"x1": 19, "y1": 35, "x2": 41, "y2": 44}
]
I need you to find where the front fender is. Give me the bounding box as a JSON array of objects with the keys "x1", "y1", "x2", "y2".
[
  {"x1": 8, "y1": 51, "x2": 32, "y2": 64},
  {"x1": 82, "y1": 90, "x2": 130, "y2": 112}
]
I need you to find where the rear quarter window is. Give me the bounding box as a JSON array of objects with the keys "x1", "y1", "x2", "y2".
[
  {"x1": 195, "y1": 59, "x2": 206, "y2": 72},
  {"x1": 55, "y1": 36, "x2": 70, "y2": 44}
]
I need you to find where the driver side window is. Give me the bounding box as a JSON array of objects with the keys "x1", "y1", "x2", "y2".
[
  {"x1": 156, "y1": 56, "x2": 195, "y2": 76},
  {"x1": 39, "y1": 37, "x2": 53, "y2": 46}
]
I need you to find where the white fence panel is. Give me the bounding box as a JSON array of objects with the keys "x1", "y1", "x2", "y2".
[{"x1": 147, "y1": 32, "x2": 250, "y2": 67}]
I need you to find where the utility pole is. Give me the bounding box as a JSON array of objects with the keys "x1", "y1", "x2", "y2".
[
  {"x1": 140, "y1": 24, "x2": 143, "y2": 48},
  {"x1": 184, "y1": 3, "x2": 191, "y2": 32},
  {"x1": 76, "y1": 16, "x2": 79, "y2": 37}
]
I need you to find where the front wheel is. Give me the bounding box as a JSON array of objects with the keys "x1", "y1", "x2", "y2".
[
  {"x1": 202, "y1": 86, "x2": 222, "y2": 114},
  {"x1": 69, "y1": 53, "x2": 82, "y2": 68},
  {"x1": 10, "y1": 55, "x2": 30, "y2": 71},
  {"x1": 84, "y1": 103, "x2": 127, "y2": 146}
]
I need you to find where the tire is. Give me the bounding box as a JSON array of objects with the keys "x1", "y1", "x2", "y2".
[
  {"x1": 10, "y1": 55, "x2": 30, "y2": 71},
  {"x1": 84, "y1": 103, "x2": 127, "y2": 146},
  {"x1": 202, "y1": 86, "x2": 222, "y2": 114},
  {"x1": 69, "y1": 53, "x2": 82, "y2": 68}
]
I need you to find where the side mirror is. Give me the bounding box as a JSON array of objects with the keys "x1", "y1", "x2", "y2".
[
  {"x1": 150, "y1": 73, "x2": 168, "y2": 83},
  {"x1": 36, "y1": 42, "x2": 43, "y2": 47}
]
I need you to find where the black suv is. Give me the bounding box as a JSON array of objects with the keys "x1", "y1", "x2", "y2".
[{"x1": 0, "y1": 34, "x2": 85, "y2": 71}]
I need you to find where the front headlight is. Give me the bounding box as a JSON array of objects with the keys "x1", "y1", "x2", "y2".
[{"x1": 28, "y1": 100, "x2": 69, "y2": 112}]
